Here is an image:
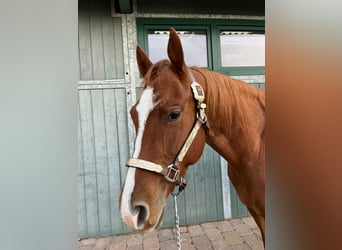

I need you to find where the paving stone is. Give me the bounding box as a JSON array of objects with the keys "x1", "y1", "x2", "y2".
[
  {"x1": 192, "y1": 235, "x2": 212, "y2": 250},
  {"x1": 180, "y1": 226, "x2": 188, "y2": 233},
  {"x1": 216, "y1": 221, "x2": 234, "y2": 233},
  {"x1": 158, "y1": 228, "x2": 174, "y2": 241},
  {"x1": 143, "y1": 231, "x2": 158, "y2": 238},
  {"x1": 78, "y1": 246, "x2": 94, "y2": 250},
  {"x1": 143, "y1": 236, "x2": 159, "y2": 249},
  {"x1": 180, "y1": 232, "x2": 192, "y2": 244},
  {"x1": 173, "y1": 226, "x2": 188, "y2": 233},
  {"x1": 251, "y1": 245, "x2": 264, "y2": 250},
  {"x1": 127, "y1": 245, "x2": 143, "y2": 250},
  {"x1": 127, "y1": 233, "x2": 143, "y2": 246},
  {"x1": 242, "y1": 217, "x2": 258, "y2": 229},
  {"x1": 229, "y1": 218, "x2": 243, "y2": 226},
  {"x1": 211, "y1": 239, "x2": 232, "y2": 250},
  {"x1": 160, "y1": 239, "x2": 178, "y2": 250},
  {"x1": 181, "y1": 244, "x2": 196, "y2": 250},
  {"x1": 112, "y1": 235, "x2": 128, "y2": 243},
  {"x1": 79, "y1": 238, "x2": 98, "y2": 246},
  {"x1": 204, "y1": 227, "x2": 223, "y2": 241},
  {"x1": 94, "y1": 236, "x2": 112, "y2": 250},
  {"x1": 228, "y1": 243, "x2": 251, "y2": 250},
  {"x1": 242, "y1": 234, "x2": 263, "y2": 249},
  {"x1": 233, "y1": 223, "x2": 253, "y2": 236},
  {"x1": 252, "y1": 228, "x2": 262, "y2": 239},
  {"x1": 188, "y1": 224, "x2": 205, "y2": 237},
  {"x1": 201, "y1": 221, "x2": 217, "y2": 229},
  {"x1": 223, "y1": 231, "x2": 244, "y2": 245},
  {"x1": 109, "y1": 241, "x2": 127, "y2": 250}
]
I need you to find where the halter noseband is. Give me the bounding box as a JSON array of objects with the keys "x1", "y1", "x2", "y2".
[{"x1": 126, "y1": 71, "x2": 207, "y2": 192}]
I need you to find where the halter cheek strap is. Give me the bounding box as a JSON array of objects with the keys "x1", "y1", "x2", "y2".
[{"x1": 126, "y1": 71, "x2": 207, "y2": 192}]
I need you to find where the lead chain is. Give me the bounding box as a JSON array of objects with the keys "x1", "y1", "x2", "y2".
[{"x1": 171, "y1": 192, "x2": 182, "y2": 250}]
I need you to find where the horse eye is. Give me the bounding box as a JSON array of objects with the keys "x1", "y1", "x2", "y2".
[{"x1": 167, "y1": 110, "x2": 181, "y2": 122}]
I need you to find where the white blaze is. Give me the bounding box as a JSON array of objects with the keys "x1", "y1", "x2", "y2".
[
  {"x1": 120, "y1": 87, "x2": 156, "y2": 229},
  {"x1": 133, "y1": 87, "x2": 156, "y2": 158}
]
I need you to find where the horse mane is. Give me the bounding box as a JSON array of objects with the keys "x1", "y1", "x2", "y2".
[{"x1": 191, "y1": 67, "x2": 265, "y2": 137}]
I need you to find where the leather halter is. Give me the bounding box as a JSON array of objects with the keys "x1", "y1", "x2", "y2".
[{"x1": 126, "y1": 71, "x2": 207, "y2": 192}]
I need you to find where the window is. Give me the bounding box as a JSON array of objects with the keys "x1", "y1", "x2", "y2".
[
  {"x1": 220, "y1": 31, "x2": 265, "y2": 67},
  {"x1": 137, "y1": 19, "x2": 265, "y2": 75},
  {"x1": 147, "y1": 30, "x2": 208, "y2": 67}
]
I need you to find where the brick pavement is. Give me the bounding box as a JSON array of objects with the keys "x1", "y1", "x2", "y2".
[{"x1": 78, "y1": 216, "x2": 263, "y2": 250}]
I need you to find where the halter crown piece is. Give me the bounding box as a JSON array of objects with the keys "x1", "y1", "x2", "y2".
[{"x1": 126, "y1": 69, "x2": 207, "y2": 193}]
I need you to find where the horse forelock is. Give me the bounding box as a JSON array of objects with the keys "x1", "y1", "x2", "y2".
[
  {"x1": 142, "y1": 60, "x2": 170, "y2": 88},
  {"x1": 142, "y1": 59, "x2": 189, "y2": 89}
]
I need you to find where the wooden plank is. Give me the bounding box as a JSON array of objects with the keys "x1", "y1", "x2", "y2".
[
  {"x1": 194, "y1": 152, "x2": 208, "y2": 222},
  {"x1": 78, "y1": 102, "x2": 88, "y2": 238},
  {"x1": 91, "y1": 89, "x2": 112, "y2": 236},
  {"x1": 78, "y1": 12, "x2": 93, "y2": 80},
  {"x1": 115, "y1": 88, "x2": 131, "y2": 234},
  {"x1": 163, "y1": 195, "x2": 174, "y2": 227},
  {"x1": 213, "y1": 151, "x2": 224, "y2": 219},
  {"x1": 203, "y1": 146, "x2": 218, "y2": 221},
  {"x1": 184, "y1": 165, "x2": 197, "y2": 225},
  {"x1": 102, "y1": 15, "x2": 117, "y2": 79},
  {"x1": 89, "y1": 8, "x2": 105, "y2": 80},
  {"x1": 78, "y1": 90, "x2": 99, "y2": 237},
  {"x1": 103, "y1": 88, "x2": 124, "y2": 234},
  {"x1": 230, "y1": 181, "x2": 249, "y2": 218},
  {"x1": 114, "y1": 88, "x2": 130, "y2": 182},
  {"x1": 113, "y1": 18, "x2": 125, "y2": 78}
]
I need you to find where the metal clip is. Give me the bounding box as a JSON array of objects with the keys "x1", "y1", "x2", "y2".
[{"x1": 165, "y1": 164, "x2": 179, "y2": 183}]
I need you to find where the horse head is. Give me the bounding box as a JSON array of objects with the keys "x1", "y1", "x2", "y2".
[{"x1": 119, "y1": 28, "x2": 207, "y2": 232}]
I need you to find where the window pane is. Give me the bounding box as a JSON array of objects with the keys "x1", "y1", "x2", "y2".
[
  {"x1": 220, "y1": 31, "x2": 265, "y2": 67},
  {"x1": 148, "y1": 30, "x2": 208, "y2": 67}
]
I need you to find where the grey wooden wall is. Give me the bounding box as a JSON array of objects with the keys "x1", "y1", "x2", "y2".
[{"x1": 78, "y1": 0, "x2": 131, "y2": 238}]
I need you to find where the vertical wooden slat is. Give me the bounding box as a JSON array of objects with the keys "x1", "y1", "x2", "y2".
[
  {"x1": 91, "y1": 89, "x2": 112, "y2": 236},
  {"x1": 103, "y1": 88, "x2": 125, "y2": 234},
  {"x1": 203, "y1": 146, "x2": 218, "y2": 221},
  {"x1": 79, "y1": 90, "x2": 99, "y2": 236},
  {"x1": 78, "y1": 102, "x2": 88, "y2": 238},
  {"x1": 102, "y1": 15, "x2": 117, "y2": 80},
  {"x1": 90, "y1": 12, "x2": 105, "y2": 80},
  {"x1": 213, "y1": 150, "x2": 224, "y2": 219},
  {"x1": 163, "y1": 195, "x2": 174, "y2": 227},
  {"x1": 184, "y1": 165, "x2": 197, "y2": 225},
  {"x1": 195, "y1": 152, "x2": 208, "y2": 222},
  {"x1": 113, "y1": 18, "x2": 125, "y2": 78},
  {"x1": 115, "y1": 88, "x2": 131, "y2": 234},
  {"x1": 78, "y1": 12, "x2": 93, "y2": 80},
  {"x1": 114, "y1": 89, "x2": 130, "y2": 182}
]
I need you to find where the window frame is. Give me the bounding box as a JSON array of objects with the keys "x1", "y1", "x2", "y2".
[{"x1": 137, "y1": 18, "x2": 265, "y2": 76}]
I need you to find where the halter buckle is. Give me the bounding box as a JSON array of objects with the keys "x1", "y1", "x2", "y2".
[{"x1": 165, "y1": 164, "x2": 180, "y2": 183}]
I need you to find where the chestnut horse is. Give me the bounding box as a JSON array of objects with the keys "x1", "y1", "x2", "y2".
[{"x1": 119, "y1": 28, "x2": 265, "y2": 243}]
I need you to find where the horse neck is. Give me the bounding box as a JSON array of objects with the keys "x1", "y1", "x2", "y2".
[{"x1": 194, "y1": 68, "x2": 265, "y2": 167}]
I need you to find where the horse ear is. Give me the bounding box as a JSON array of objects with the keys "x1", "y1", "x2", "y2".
[
  {"x1": 167, "y1": 28, "x2": 185, "y2": 73},
  {"x1": 136, "y1": 45, "x2": 152, "y2": 77}
]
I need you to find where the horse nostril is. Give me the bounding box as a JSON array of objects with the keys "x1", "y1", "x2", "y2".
[{"x1": 136, "y1": 205, "x2": 148, "y2": 229}]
